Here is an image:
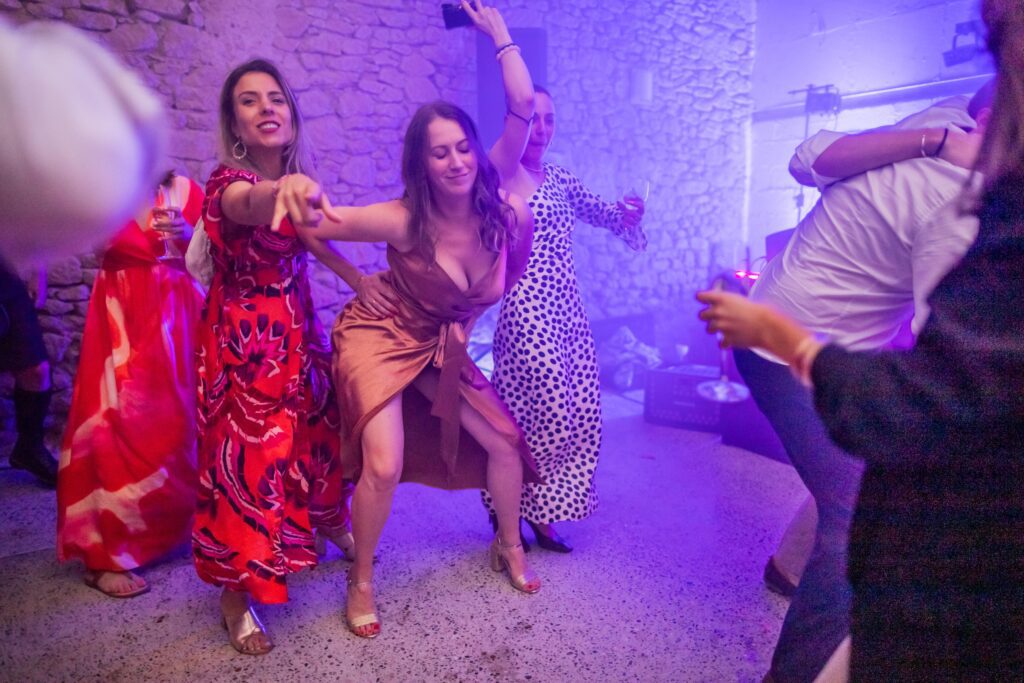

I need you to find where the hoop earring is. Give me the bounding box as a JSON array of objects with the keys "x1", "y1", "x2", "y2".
[{"x1": 232, "y1": 139, "x2": 247, "y2": 160}]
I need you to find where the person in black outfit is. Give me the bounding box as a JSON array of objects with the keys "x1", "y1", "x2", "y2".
[
  {"x1": 0, "y1": 264, "x2": 57, "y2": 486},
  {"x1": 697, "y1": 1, "x2": 1024, "y2": 677}
]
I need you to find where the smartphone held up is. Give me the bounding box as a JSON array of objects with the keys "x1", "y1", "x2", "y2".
[{"x1": 441, "y1": 2, "x2": 474, "y2": 29}]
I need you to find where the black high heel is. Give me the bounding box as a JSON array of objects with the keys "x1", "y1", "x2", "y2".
[
  {"x1": 526, "y1": 519, "x2": 573, "y2": 553},
  {"x1": 487, "y1": 513, "x2": 530, "y2": 553}
]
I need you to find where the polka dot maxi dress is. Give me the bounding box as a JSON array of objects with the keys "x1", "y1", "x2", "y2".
[{"x1": 483, "y1": 163, "x2": 647, "y2": 524}]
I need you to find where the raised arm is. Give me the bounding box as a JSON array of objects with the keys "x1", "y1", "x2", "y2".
[{"x1": 464, "y1": 1, "x2": 535, "y2": 183}]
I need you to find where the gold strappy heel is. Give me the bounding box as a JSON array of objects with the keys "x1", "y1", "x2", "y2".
[
  {"x1": 489, "y1": 536, "x2": 541, "y2": 594},
  {"x1": 346, "y1": 574, "x2": 381, "y2": 639},
  {"x1": 222, "y1": 605, "x2": 273, "y2": 655}
]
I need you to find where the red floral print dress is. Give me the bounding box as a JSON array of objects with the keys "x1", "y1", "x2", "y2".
[{"x1": 191, "y1": 165, "x2": 345, "y2": 604}]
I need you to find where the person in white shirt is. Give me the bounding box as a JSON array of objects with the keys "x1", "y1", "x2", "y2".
[{"x1": 743, "y1": 84, "x2": 992, "y2": 683}]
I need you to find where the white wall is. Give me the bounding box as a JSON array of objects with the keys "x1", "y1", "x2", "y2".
[{"x1": 748, "y1": 0, "x2": 992, "y2": 269}]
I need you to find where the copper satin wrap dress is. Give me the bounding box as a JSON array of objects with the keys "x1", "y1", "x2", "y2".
[{"x1": 332, "y1": 241, "x2": 541, "y2": 490}]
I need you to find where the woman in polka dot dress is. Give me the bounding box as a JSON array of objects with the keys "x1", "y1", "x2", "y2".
[{"x1": 468, "y1": 1, "x2": 647, "y2": 551}]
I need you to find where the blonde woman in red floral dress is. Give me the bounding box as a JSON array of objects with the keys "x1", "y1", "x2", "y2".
[{"x1": 192, "y1": 59, "x2": 382, "y2": 656}]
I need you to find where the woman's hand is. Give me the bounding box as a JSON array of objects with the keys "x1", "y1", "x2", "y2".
[
  {"x1": 617, "y1": 197, "x2": 645, "y2": 229},
  {"x1": 271, "y1": 174, "x2": 342, "y2": 233},
  {"x1": 151, "y1": 207, "x2": 189, "y2": 241},
  {"x1": 696, "y1": 288, "x2": 811, "y2": 356},
  {"x1": 355, "y1": 271, "x2": 400, "y2": 319},
  {"x1": 462, "y1": 0, "x2": 513, "y2": 45},
  {"x1": 696, "y1": 290, "x2": 771, "y2": 349}
]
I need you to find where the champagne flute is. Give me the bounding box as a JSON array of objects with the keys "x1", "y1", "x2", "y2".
[
  {"x1": 697, "y1": 277, "x2": 751, "y2": 404},
  {"x1": 153, "y1": 182, "x2": 183, "y2": 261},
  {"x1": 624, "y1": 177, "x2": 650, "y2": 204}
]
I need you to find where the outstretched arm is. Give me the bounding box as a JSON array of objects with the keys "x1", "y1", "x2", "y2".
[
  {"x1": 465, "y1": 0, "x2": 535, "y2": 183},
  {"x1": 565, "y1": 170, "x2": 647, "y2": 251}
]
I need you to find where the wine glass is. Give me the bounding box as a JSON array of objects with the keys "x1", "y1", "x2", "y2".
[
  {"x1": 624, "y1": 177, "x2": 650, "y2": 204},
  {"x1": 697, "y1": 277, "x2": 751, "y2": 404},
  {"x1": 153, "y1": 182, "x2": 183, "y2": 261}
]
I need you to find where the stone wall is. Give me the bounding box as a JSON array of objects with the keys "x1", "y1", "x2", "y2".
[
  {"x1": 0, "y1": 0, "x2": 755, "y2": 447},
  {"x1": 0, "y1": 0, "x2": 479, "y2": 448},
  {"x1": 500, "y1": 0, "x2": 755, "y2": 320}
]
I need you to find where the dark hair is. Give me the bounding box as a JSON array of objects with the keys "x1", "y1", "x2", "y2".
[
  {"x1": 534, "y1": 84, "x2": 552, "y2": 98},
  {"x1": 158, "y1": 169, "x2": 176, "y2": 189},
  {"x1": 976, "y1": 0, "x2": 1024, "y2": 191},
  {"x1": 401, "y1": 101, "x2": 516, "y2": 259},
  {"x1": 217, "y1": 58, "x2": 314, "y2": 178}
]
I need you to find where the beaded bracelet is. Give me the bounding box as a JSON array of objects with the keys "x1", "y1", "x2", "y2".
[
  {"x1": 494, "y1": 41, "x2": 515, "y2": 54},
  {"x1": 496, "y1": 44, "x2": 521, "y2": 61}
]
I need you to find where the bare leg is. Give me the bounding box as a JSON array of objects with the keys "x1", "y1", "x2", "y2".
[
  {"x1": 347, "y1": 392, "x2": 405, "y2": 637},
  {"x1": 413, "y1": 373, "x2": 538, "y2": 590},
  {"x1": 773, "y1": 494, "x2": 818, "y2": 587},
  {"x1": 812, "y1": 636, "x2": 851, "y2": 683}
]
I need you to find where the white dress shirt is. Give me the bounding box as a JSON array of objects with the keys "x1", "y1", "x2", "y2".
[{"x1": 750, "y1": 97, "x2": 980, "y2": 352}]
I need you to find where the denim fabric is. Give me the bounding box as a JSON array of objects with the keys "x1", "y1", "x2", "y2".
[{"x1": 734, "y1": 349, "x2": 863, "y2": 683}]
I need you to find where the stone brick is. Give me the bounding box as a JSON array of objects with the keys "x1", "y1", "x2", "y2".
[
  {"x1": 172, "y1": 127, "x2": 215, "y2": 162},
  {"x1": 403, "y1": 76, "x2": 439, "y2": 104},
  {"x1": 24, "y1": 2, "x2": 63, "y2": 19},
  {"x1": 45, "y1": 259, "x2": 83, "y2": 286},
  {"x1": 132, "y1": 0, "x2": 186, "y2": 19},
  {"x1": 298, "y1": 89, "x2": 334, "y2": 118},
  {"x1": 64, "y1": 7, "x2": 117, "y2": 30},
  {"x1": 106, "y1": 21, "x2": 158, "y2": 51},
  {"x1": 158, "y1": 21, "x2": 200, "y2": 59},
  {"x1": 339, "y1": 156, "x2": 378, "y2": 188},
  {"x1": 81, "y1": 0, "x2": 127, "y2": 13},
  {"x1": 276, "y1": 6, "x2": 311, "y2": 38},
  {"x1": 40, "y1": 299, "x2": 75, "y2": 317},
  {"x1": 42, "y1": 333, "x2": 71, "y2": 363},
  {"x1": 400, "y1": 53, "x2": 435, "y2": 77},
  {"x1": 54, "y1": 285, "x2": 91, "y2": 303}
]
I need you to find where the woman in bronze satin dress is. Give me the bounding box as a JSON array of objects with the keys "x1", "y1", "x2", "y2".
[{"x1": 280, "y1": 101, "x2": 540, "y2": 639}]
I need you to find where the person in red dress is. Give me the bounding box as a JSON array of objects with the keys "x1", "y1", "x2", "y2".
[
  {"x1": 57, "y1": 171, "x2": 205, "y2": 598},
  {"x1": 192, "y1": 58, "x2": 380, "y2": 656}
]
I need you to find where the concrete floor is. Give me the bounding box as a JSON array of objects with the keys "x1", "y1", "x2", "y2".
[{"x1": 0, "y1": 391, "x2": 805, "y2": 683}]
